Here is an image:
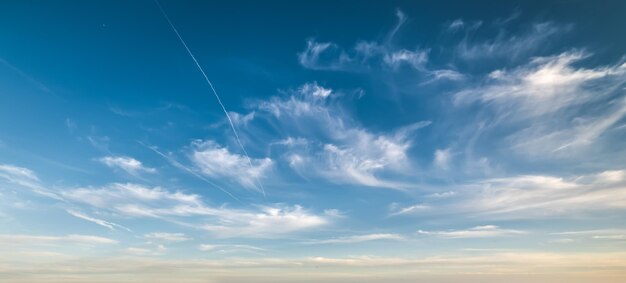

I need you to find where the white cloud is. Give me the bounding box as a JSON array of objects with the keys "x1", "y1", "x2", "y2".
[
  {"x1": 417, "y1": 225, "x2": 526, "y2": 238},
  {"x1": 552, "y1": 229, "x2": 626, "y2": 241},
  {"x1": 0, "y1": 234, "x2": 118, "y2": 245},
  {"x1": 227, "y1": 111, "x2": 255, "y2": 126},
  {"x1": 297, "y1": 40, "x2": 347, "y2": 70},
  {"x1": 0, "y1": 164, "x2": 39, "y2": 185},
  {"x1": 456, "y1": 22, "x2": 568, "y2": 60},
  {"x1": 298, "y1": 38, "x2": 430, "y2": 73},
  {"x1": 144, "y1": 232, "x2": 191, "y2": 242},
  {"x1": 0, "y1": 164, "x2": 61, "y2": 200},
  {"x1": 62, "y1": 183, "x2": 331, "y2": 238},
  {"x1": 593, "y1": 235, "x2": 626, "y2": 240},
  {"x1": 443, "y1": 170, "x2": 626, "y2": 218},
  {"x1": 66, "y1": 209, "x2": 131, "y2": 232},
  {"x1": 427, "y1": 191, "x2": 456, "y2": 198},
  {"x1": 256, "y1": 86, "x2": 430, "y2": 189},
  {"x1": 299, "y1": 81, "x2": 332, "y2": 98},
  {"x1": 433, "y1": 148, "x2": 452, "y2": 170},
  {"x1": 389, "y1": 204, "x2": 430, "y2": 216},
  {"x1": 198, "y1": 244, "x2": 265, "y2": 254},
  {"x1": 308, "y1": 233, "x2": 405, "y2": 244},
  {"x1": 318, "y1": 133, "x2": 411, "y2": 189},
  {"x1": 62, "y1": 183, "x2": 202, "y2": 210},
  {"x1": 98, "y1": 156, "x2": 156, "y2": 175},
  {"x1": 452, "y1": 51, "x2": 626, "y2": 160},
  {"x1": 383, "y1": 49, "x2": 428, "y2": 70},
  {"x1": 190, "y1": 140, "x2": 272, "y2": 191},
  {"x1": 447, "y1": 19, "x2": 464, "y2": 32},
  {"x1": 454, "y1": 52, "x2": 625, "y2": 116},
  {"x1": 297, "y1": 11, "x2": 431, "y2": 74},
  {"x1": 200, "y1": 204, "x2": 329, "y2": 238},
  {"x1": 387, "y1": 9, "x2": 407, "y2": 40},
  {"x1": 426, "y1": 69, "x2": 465, "y2": 82}
]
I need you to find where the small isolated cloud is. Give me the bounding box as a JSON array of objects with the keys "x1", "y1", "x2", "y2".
[
  {"x1": 98, "y1": 156, "x2": 156, "y2": 175},
  {"x1": 65, "y1": 118, "x2": 76, "y2": 131},
  {"x1": 426, "y1": 69, "x2": 465, "y2": 83},
  {"x1": 417, "y1": 225, "x2": 526, "y2": 238},
  {"x1": 389, "y1": 204, "x2": 430, "y2": 216},
  {"x1": 447, "y1": 19, "x2": 464, "y2": 32},
  {"x1": 433, "y1": 148, "x2": 452, "y2": 170}
]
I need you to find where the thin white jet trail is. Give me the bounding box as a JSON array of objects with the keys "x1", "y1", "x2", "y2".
[{"x1": 154, "y1": 0, "x2": 266, "y2": 197}]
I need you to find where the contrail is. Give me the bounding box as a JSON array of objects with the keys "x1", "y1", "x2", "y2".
[
  {"x1": 154, "y1": 0, "x2": 266, "y2": 197},
  {"x1": 138, "y1": 141, "x2": 242, "y2": 203}
]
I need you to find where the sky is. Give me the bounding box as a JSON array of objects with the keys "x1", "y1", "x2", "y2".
[{"x1": 1, "y1": 0, "x2": 626, "y2": 282}]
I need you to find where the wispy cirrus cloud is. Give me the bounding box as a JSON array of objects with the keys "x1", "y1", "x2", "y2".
[
  {"x1": 254, "y1": 82, "x2": 430, "y2": 189},
  {"x1": 307, "y1": 233, "x2": 405, "y2": 244},
  {"x1": 389, "y1": 203, "x2": 430, "y2": 216},
  {"x1": 66, "y1": 209, "x2": 131, "y2": 232},
  {"x1": 423, "y1": 170, "x2": 626, "y2": 219},
  {"x1": 144, "y1": 232, "x2": 191, "y2": 242},
  {"x1": 433, "y1": 148, "x2": 452, "y2": 170},
  {"x1": 417, "y1": 225, "x2": 526, "y2": 238},
  {"x1": 298, "y1": 11, "x2": 429, "y2": 73},
  {"x1": 61, "y1": 183, "x2": 332, "y2": 238},
  {"x1": 199, "y1": 244, "x2": 266, "y2": 254},
  {"x1": 454, "y1": 51, "x2": 626, "y2": 117},
  {"x1": 190, "y1": 140, "x2": 272, "y2": 191},
  {"x1": 98, "y1": 156, "x2": 156, "y2": 175},
  {"x1": 446, "y1": 50, "x2": 626, "y2": 170},
  {"x1": 0, "y1": 234, "x2": 118, "y2": 245},
  {"x1": 0, "y1": 164, "x2": 62, "y2": 200},
  {"x1": 199, "y1": 204, "x2": 329, "y2": 238},
  {"x1": 297, "y1": 10, "x2": 467, "y2": 84},
  {"x1": 455, "y1": 21, "x2": 570, "y2": 61}
]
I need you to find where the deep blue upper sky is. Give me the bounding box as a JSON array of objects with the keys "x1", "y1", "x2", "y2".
[{"x1": 1, "y1": 1, "x2": 626, "y2": 282}]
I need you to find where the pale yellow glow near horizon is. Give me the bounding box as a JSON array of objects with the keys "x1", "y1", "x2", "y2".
[{"x1": 1, "y1": 251, "x2": 626, "y2": 283}]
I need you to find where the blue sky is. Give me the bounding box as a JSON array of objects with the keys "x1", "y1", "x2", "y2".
[{"x1": 1, "y1": 1, "x2": 626, "y2": 282}]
